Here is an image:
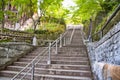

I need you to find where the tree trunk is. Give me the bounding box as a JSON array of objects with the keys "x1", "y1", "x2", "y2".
[{"x1": 1, "y1": 0, "x2": 5, "y2": 32}]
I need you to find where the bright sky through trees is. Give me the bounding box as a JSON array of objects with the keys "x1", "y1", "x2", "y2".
[{"x1": 62, "y1": 0, "x2": 76, "y2": 10}]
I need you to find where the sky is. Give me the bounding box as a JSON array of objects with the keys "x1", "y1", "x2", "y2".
[
  {"x1": 62, "y1": 0, "x2": 76, "y2": 9},
  {"x1": 62, "y1": 0, "x2": 77, "y2": 24}
]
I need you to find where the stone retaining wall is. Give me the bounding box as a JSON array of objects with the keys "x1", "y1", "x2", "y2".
[
  {"x1": 0, "y1": 42, "x2": 34, "y2": 70},
  {"x1": 86, "y1": 22, "x2": 120, "y2": 80}
]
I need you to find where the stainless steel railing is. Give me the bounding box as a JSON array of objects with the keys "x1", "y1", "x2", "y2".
[
  {"x1": 11, "y1": 30, "x2": 68, "y2": 80},
  {"x1": 70, "y1": 27, "x2": 75, "y2": 44}
]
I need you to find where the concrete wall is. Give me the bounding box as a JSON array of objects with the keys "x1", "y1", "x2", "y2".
[
  {"x1": 0, "y1": 42, "x2": 34, "y2": 70},
  {"x1": 86, "y1": 22, "x2": 120, "y2": 80}
]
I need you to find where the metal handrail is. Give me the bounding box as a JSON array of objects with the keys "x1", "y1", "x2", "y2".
[
  {"x1": 91, "y1": 4, "x2": 120, "y2": 40},
  {"x1": 95, "y1": 25, "x2": 120, "y2": 48},
  {"x1": 70, "y1": 27, "x2": 75, "y2": 43},
  {"x1": 11, "y1": 47, "x2": 48, "y2": 80},
  {"x1": 11, "y1": 30, "x2": 68, "y2": 80}
]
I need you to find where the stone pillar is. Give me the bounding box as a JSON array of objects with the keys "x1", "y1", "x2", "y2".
[{"x1": 32, "y1": 36, "x2": 38, "y2": 46}]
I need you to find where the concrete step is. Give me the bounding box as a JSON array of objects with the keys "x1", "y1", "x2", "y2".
[
  {"x1": 56, "y1": 53, "x2": 87, "y2": 57},
  {"x1": 25, "y1": 53, "x2": 87, "y2": 57},
  {"x1": 24, "y1": 54, "x2": 87, "y2": 58},
  {"x1": 64, "y1": 44, "x2": 86, "y2": 49},
  {"x1": 23, "y1": 55, "x2": 88, "y2": 59},
  {"x1": 19, "y1": 57, "x2": 88, "y2": 62},
  {"x1": 26, "y1": 47, "x2": 46, "y2": 54},
  {"x1": 13, "y1": 62, "x2": 91, "y2": 70},
  {"x1": 19, "y1": 56, "x2": 88, "y2": 61},
  {"x1": 58, "y1": 48, "x2": 85, "y2": 51},
  {"x1": 18, "y1": 58, "x2": 46, "y2": 62},
  {"x1": 17, "y1": 59, "x2": 47, "y2": 63},
  {"x1": 0, "y1": 70, "x2": 40, "y2": 80},
  {"x1": 7, "y1": 65, "x2": 91, "y2": 72},
  {"x1": 14, "y1": 60, "x2": 89, "y2": 67},
  {"x1": 58, "y1": 51, "x2": 87, "y2": 54},
  {"x1": 0, "y1": 70, "x2": 93, "y2": 80},
  {"x1": 62, "y1": 47, "x2": 86, "y2": 50},
  {"x1": 6, "y1": 66, "x2": 92, "y2": 77},
  {"x1": 51, "y1": 60, "x2": 89, "y2": 65},
  {"x1": 58, "y1": 50, "x2": 87, "y2": 54}
]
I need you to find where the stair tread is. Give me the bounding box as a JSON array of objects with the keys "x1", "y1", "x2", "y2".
[
  {"x1": 26, "y1": 54, "x2": 87, "y2": 56},
  {"x1": 51, "y1": 60, "x2": 89, "y2": 62},
  {"x1": 14, "y1": 62, "x2": 90, "y2": 66},
  {"x1": 0, "y1": 70, "x2": 92, "y2": 80},
  {"x1": 24, "y1": 56, "x2": 88, "y2": 58},
  {"x1": 20, "y1": 57, "x2": 88, "y2": 60},
  {"x1": 7, "y1": 66, "x2": 91, "y2": 73},
  {"x1": 19, "y1": 58, "x2": 88, "y2": 62}
]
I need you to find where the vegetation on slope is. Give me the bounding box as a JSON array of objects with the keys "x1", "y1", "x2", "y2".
[
  {"x1": 71, "y1": 0, "x2": 120, "y2": 40},
  {"x1": 0, "y1": 0, "x2": 120, "y2": 42}
]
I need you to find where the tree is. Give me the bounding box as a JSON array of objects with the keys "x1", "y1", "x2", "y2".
[
  {"x1": 0, "y1": 0, "x2": 6, "y2": 30},
  {"x1": 38, "y1": 0, "x2": 67, "y2": 27},
  {"x1": 71, "y1": 0, "x2": 102, "y2": 23}
]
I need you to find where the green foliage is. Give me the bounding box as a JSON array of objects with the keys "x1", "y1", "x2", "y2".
[
  {"x1": 100, "y1": 0, "x2": 120, "y2": 13},
  {"x1": 11, "y1": 0, "x2": 38, "y2": 18},
  {"x1": 39, "y1": 0, "x2": 68, "y2": 24},
  {"x1": 95, "y1": 3, "x2": 120, "y2": 32},
  {"x1": 34, "y1": 30, "x2": 48, "y2": 34},
  {"x1": 0, "y1": 0, "x2": 6, "y2": 23},
  {"x1": 26, "y1": 22, "x2": 65, "y2": 40},
  {"x1": 0, "y1": 11, "x2": 4, "y2": 21},
  {"x1": 68, "y1": 0, "x2": 120, "y2": 41},
  {"x1": 40, "y1": 17, "x2": 66, "y2": 25},
  {"x1": 72, "y1": 0, "x2": 102, "y2": 23},
  {"x1": 0, "y1": 0, "x2": 67, "y2": 42},
  {"x1": 0, "y1": 39, "x2": 11, "y2": 43},
  {"x1": 66, "y1": 0, "x2": 119, "y2": 25}
]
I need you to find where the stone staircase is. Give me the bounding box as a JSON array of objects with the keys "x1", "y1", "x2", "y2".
[{"x1": 0, "y1": 29, "x2": 93, "y2": 80}]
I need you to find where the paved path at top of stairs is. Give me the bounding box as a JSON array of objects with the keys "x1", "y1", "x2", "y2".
[{"x1": 0, "y1": 29, "x2": 93, "y2": 80}]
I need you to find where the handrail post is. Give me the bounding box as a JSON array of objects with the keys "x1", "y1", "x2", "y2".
[
  {"x1": 70, "y1": 28, "x2": 75, "y2": 44},
  {"x1": 32, "y1": 36, "x2": 37, "y2": 46},
  {"x1": 7, "y1": 48, "x2": 9, "y2": 59},
  {"x1": 100, "y1": 30, "x2": 103, "y2": 39},
  {"x1": 7, "y1": 44, "x2": 10, "y2": 59},
  {"x1": 31, "y1": 62, "x2": 35, "y2": 80},
  {"x1": 55, "y1": 40, "x2": 58, "y2": 54},
  {"x1": 63, "y1": 37, "x2": 66, "y2": 46},
  {"x1": 59, "y1": 34, "x2": 62, "y2": 48},
  {"x1": 88, "y1": 18, "x2": 92, "y2": 41},
  {"x1": 88, "y1": 35, "x2": 92, "y2": 42},
  {"x1": 66, "y1": 37, "x2": 69, "y2": 45},
  {"x1": 47, "y1": 42, "x2": 51, "y2": 64}
]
